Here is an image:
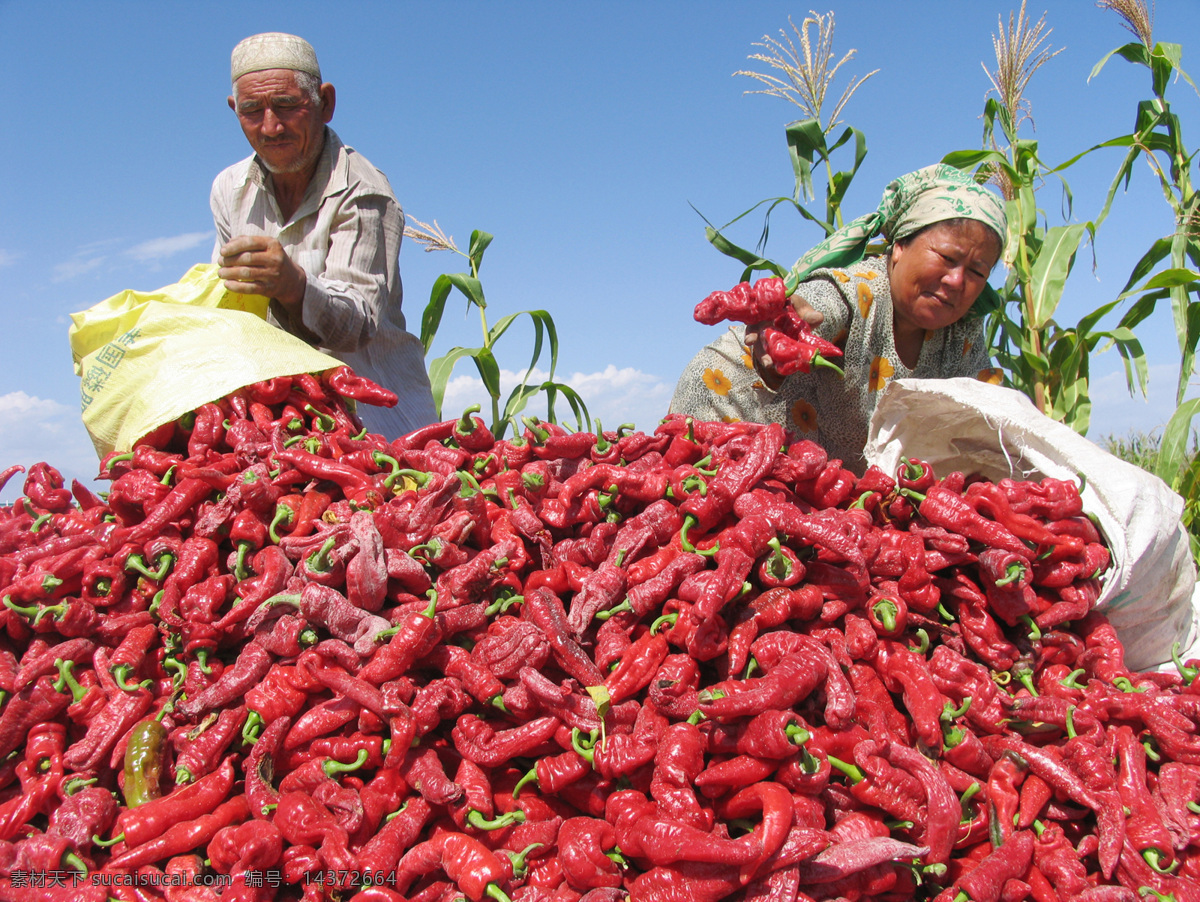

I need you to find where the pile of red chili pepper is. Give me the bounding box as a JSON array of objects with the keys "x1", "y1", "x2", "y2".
[
  {"x1": 693, "y1": 277, "x2": 844, "y2": 376},
  {"x1": 0, "y1": 363, "x2": 1199, "y2": 902}
]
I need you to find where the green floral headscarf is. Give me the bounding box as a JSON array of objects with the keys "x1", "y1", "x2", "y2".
[{"x1": 788, "y1": 164, "x2": 1008, "y2": 315}]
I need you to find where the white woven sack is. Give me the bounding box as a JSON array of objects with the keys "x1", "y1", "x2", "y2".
[{"x1": 864, "y1": 377, "x2": 1197, "y2": 672}]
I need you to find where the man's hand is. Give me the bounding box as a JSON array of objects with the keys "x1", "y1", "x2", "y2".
[
  {"x1": 218, "y1": 236, "x2": 307, "y2": 308},
  {"x1": 744, "y1": 294, "x2": 824, "y2": 389}
]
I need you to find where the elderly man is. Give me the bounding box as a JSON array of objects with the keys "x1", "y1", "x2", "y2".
[{"x1": 212, "y1": 32, "x2": 437, "y2": 438}]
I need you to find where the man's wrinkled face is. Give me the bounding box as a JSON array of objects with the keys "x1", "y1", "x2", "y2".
[{"x1": 230, "y1": 69, "x2": 332, "y2": 175}]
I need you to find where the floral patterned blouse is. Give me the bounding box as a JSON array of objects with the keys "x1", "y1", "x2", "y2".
[{"x1": 669, "y1": 256, "x2": 1003, "y2": 474}]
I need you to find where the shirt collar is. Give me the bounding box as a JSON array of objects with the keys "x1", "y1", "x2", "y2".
[{"x1": 244, "y1": 127, "x2": 348, "y2": 222}]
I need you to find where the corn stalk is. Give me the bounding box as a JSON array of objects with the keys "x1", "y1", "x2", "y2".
[
  {"x1": 701, "y1": 11, "x2": 875, "y2": 278},
  {"x1": 406, "y1": 219, "x2": 589, "y2": 437}
]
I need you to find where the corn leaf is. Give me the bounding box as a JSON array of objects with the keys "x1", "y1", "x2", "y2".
[
  {"x1": 785, "y1": 118, "x2": 828, "y2": 203},
  {"x1": 467, "y1": 230, "x2": 494, "y2": 270},
  {"x1": 420, "y1": 275, "x2": 454, "y2": 354},
  {"x1": 427, "y1": 346, "x2": 486, "y2": 419},
  {"x1": 703, "y1": 227, "x2": 788, "y2": 279},
  {"x1": 1027, "y1": 225, "x2": 1086, "y2": 330},
  {"x1": 1157, "y1": 398, "x2": 1200, "y2": 486}
]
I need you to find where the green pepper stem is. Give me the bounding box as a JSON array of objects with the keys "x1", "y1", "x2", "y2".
[
  {"x1": 871, "y1": 598, "x2": 899, "y2": 633},
  {"x1": 125, "y1": 553, "x2": 174, "y2": 582},
  {"x1": 811, "y1": 354, "x2": 844, "y2": 376},
  {"x1": 111, "y1": 664, "x2": 141, "y2": 692},
  {"x1": 467, "y1": 808, "x2": 526, "y2": 831},
  {"x1": 797, "y1": 746, "x2": 822, "y2": 775},
  {"x1": 323, "y1": 748, "x2": 370, "y2": 778},
  {"x1": 784, "y1": 721, "x2": 811, "y2": 747},
  {"x1": 485, "y1": 884, "x2": 514, "y2": 902},
  {"x1": 2, "y1": 597, "x2": 38, "y2": 619},
  {"x1": 91, "y1": 833, "x2": 125, "y2": 848},
  {"x1": 826, "y1": 755, "x2": 864, "y2": 784},
  {"x1": 1012, "y1": 665, "x2": 1039, "y2": 696},
  {"x1": 679, "y1": 514, "x2": 718, "y2": 557},
  {"x1": 512, "y1": 767, "x2": 538, "y2": 798},
  {"x1": 194, "y1": 648, "x2": 213, "y2": 675},
  {"x1": 505, "y1": 842, "x2": 543, "y2": 880},
  {"x1": 594, "y1": 598, "x2": 631, "y2": 621},
  {"x1": 163, "y1": 656, "x2": 187, "y2": 689},
  {"x1": 233, "y1": 543, "x2": 252, "y2": 582},
  {"x1": 32, "y1": 602, "x2": 66, "y2": 626},
  {"x1": 303, "y1": 404, "x2": 336, "y2": 432},
  {"x1": 521, "y1": 417, "x2": 551, "y2": 444},
  {"x1": 268, "y1": 505, "x2": 295, "y2": 544},
  {"x1": 570, "y1": 728, "x2": 597, "y2": 764},
  {"x1": 942, "y1": 698, "x2": 972, "y2": 720},
  {"x1": 650, "y1": 612, "x2": 678, "y2": 635},
  {"x1": 959, "y1": 782, "x2": 982, "y2": 824},
  {"x1": 908, "y1": 628, "x2": 930, "y2": 655},
  {"x1": 995, "y1": 561, "x2": 1027, "y2": 588},
  {"x1": 1113, "y1": 676, "x2": 1144, "y2": 694},
  {"x1": 592, "y1": 419, "x2": 611, "y2": 453},
  {"x1": 1171, "y1": 642, "x2": 1200, "y2": 681},
  {"x1": 1060, "y1": 668, "x2": 1087, "y2": 690},
  {"x1": 263, "y1": 592, "x2": 303, "y2": 610},
  {"x1": 64, "y1": 776, "x2": 96, "y2": 795},
  {"x1": 1019, "y1": 614, "x2": 1042, "y2": 641},
  {"x1": 1142, "y1": 848, "x2": 1179, "y2": 875},
  {"x1": 484, "y1": 591, "x2": 523, "y2": 617},
  {"x1": 105, "y1": 452, "x2": 134, "y2": 471},
  {"x1": 54, "y1": 660, "x2": 87, "y2": 703},
  {"x1": 306, "y1": 537, "x2": 338, "y2": 573}
]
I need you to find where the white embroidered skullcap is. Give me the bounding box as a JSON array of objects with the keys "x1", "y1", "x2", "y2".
[{"x1": 231, "y1": 33, "x2": 321, "y2": 84}]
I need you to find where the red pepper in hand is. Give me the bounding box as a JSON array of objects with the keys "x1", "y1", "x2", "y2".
[
  {"x1": 761, "y1": 309, "x2": 845, "y2": 376},
  {"x1": 693, "y1": 278, "x2": 789, "y2": 325}
]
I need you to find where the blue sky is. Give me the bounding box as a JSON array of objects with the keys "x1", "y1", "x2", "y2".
[{"x1": 2, "y1": 1, "x2": 1199, "y2": 497}]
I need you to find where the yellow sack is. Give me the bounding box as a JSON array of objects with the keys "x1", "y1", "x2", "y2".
[{"x1": 69, "y1": 264, "x2": 341, "y2": 457}]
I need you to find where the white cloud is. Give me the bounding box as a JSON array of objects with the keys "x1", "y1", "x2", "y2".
[
  {"x1": 0, "y1": 392, "x2": 103, "y2": 504},
  {"x1": 0, "y1": 249, "x2": 17, "y2": 269},
  {"x1": 53, "y1": 254, "x2": 106, "y2": 283},
  {"x1": 437, "y1": 364, "x2": 674, "y2": 435},
  {"x1": 126, "y1": 232, "x2": 213, "y2": 263}
]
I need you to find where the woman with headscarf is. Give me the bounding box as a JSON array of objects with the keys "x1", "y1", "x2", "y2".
[{"x1": 669, "y1": 164, "x2": 1009, "y2": 475}]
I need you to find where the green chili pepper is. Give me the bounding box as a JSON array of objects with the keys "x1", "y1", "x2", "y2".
[{"x1": 123, "y1": 718, "x2": 167, "y2": 807}]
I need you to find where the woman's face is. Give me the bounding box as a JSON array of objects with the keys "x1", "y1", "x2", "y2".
[{"x1": 888, "y1": 220, "x2": 1001, "y2": 333}]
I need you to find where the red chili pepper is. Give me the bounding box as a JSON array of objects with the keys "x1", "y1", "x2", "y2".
[
  {"x1": 395, "y1": 830, "x2": 514, "y2": 901},
  {"x1": 325, "y1": 365, "x2": 398, "y2": 408},
  {"x1": 699, "y1": 652, "x2": 825, "y2": 722},
  {"x1": 693, "y1": 277, "x2": 789, "y2": 325},
  {"x1": 104, "y1": 794, "x2": 251, "y2": 870},
  {"x1": 0, "y1": 722, "x2": 65, "y2": 840},
  {"x1": 111, "y1": 756, "x2": 236, "y2": 849},
  {"x1": 48, "y1": 781, "x2": 119, "y2": 854},
  {"x1": 873, "y1": 640, "x2": 950, "y2": 750},
  {"x1": 356, "y1": 796, "x2": 432, "y2": 877},
  {"x1": 173, "y1": 704, "x2": 247, "y2": 785},
  {"x1": 761, "y1": 310, "x2": 845, "y2": 376}
]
